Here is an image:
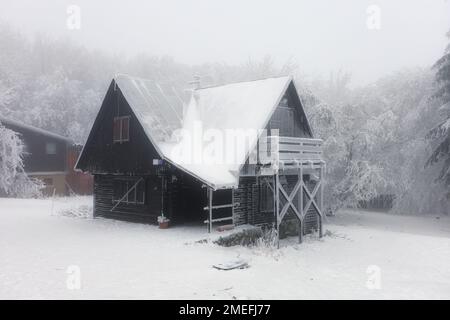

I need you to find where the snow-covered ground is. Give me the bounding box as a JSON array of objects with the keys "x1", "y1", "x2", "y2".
[{"x1": 0, "y1": 197, "x2": 449, "y2": 299}]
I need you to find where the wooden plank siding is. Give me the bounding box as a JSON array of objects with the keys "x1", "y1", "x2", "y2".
[
  {"x1": 79, "y1": 77, "x2": 323, "y2": 236},
  {"x1": 76, "y1": 81, "x2": 161, "y2": 175},
  {"x1": 233, "y1": 177, "x2": 256, "y2": 226},
  {"x1": 234, "y1": 86, "x2": 319, "y2": 232},
  {"x1": 93, "y1": 174, "x2": 160, "y2": 223},
  {"x1": 266, "y1": 82, "x2": 312, "y2": 138}
]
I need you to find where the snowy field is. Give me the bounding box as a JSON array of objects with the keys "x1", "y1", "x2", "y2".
[{"x1": 0, "y1": 196, "x2": 449, "y2": 299}]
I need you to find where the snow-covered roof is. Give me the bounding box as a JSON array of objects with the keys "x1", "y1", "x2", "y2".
[
  {"x1": 115, "y1": 74, "x2": 293, "y2": 189},
  {"x1": 0, "y1": 116, "x2": 72, "y2": 142},
  {"x1": 114, "y1": 74, "x2": 183, "y2": 145}
]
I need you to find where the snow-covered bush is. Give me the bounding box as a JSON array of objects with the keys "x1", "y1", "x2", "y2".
[
  {"x1": 0, "y1": 122, "x2": 43, "y2": 197},
  {"x1": 255, "y1": 228, "x2": 278, "y2": 248},
  {"x1": 57, "y1": 203, "x2": 93, "y2": 219},
  {"x1": 213, "y1": 227, "x2": 279, "y2": 248},
  {"x1": 214, "y1": 227, "x2": 263, "y2": 247}
]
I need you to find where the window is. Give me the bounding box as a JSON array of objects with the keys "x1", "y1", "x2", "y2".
[
  {"x1": 113, "y1": 178, "x2": 145, "y2": 204},
  {"x1": 46, "y1": 142, "x2": 57, "y2": 155},
  {"x1": 113, "y1": 116, "x2": 130, "y2": 143}
]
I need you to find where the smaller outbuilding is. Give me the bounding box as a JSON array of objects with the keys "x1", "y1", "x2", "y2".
[{"x1": 0, "y1": 116, "x2": 92, "y2": 196}]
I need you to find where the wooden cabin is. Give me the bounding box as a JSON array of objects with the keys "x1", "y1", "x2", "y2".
[
  {"x1": 76, "y1": 75, "x2": 325, "y2": 243},
  {"x1": 0, "y1": 116, "x2": 93, "y2": 196}
]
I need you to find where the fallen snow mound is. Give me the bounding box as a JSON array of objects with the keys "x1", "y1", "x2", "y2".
[{"x1": 53, "y1": 196, "x2": 93, "y2": 219}]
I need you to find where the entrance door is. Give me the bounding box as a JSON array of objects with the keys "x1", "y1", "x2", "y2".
[{"x1": 172, "y1": 175, "x2": 205, "y2": 223}]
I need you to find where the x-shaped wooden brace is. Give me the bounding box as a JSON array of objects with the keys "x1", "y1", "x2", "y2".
[
  {"x1": 278, "y1": 177, "x2": 302, "y2": 223},
  {"x1": 303, "y1": 180, "x2": 322, "y2": 217}
]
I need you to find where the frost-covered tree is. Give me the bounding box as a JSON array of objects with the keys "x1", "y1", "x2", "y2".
[
  {"x1": 305, "y1": 67, "x2": 441, "y2": 214},
  {"x1": 427, "y1": 31, "x2": 450, "y2": 188},
  {"x1": 1, "y1": 21, "x2": 447, "y2": 213},
  {"x1": 0, "y1": 123, "x2": 43, "y2": 197},
  {"x1": 332, "y1": 160, "x2": 387, "y2": 208},
  {"x1": 0, "y1": 23, "x2": 299, "y2": 145},
  {"x1": 307, "y1": 99, "x2": 390, "y2": 212}
]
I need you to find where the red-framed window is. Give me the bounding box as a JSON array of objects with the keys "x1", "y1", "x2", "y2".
[{"x1": 113, "y1": 116, "x2": 130, "y2": 143}]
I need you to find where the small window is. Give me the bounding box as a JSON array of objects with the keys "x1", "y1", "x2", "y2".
[
  {"x1": 121, "y1": 117, "x2": 129, "y2": 141},
  {"x1": 113, "y1": 116, "x2": 130, "y2": 143},
  {"x1": 113, "y1": 117, "x2": 121, "y2": 141},
  {"x1": 113, "y1": 178, "x2": 145, "y2": 205},
  {"x1": 46, "y1": 142, "x2": 57, "y2": 155}
]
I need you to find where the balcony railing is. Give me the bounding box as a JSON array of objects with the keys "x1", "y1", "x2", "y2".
[{"x1": 258, "y1": 135, "x2": 324, "y2": 165}]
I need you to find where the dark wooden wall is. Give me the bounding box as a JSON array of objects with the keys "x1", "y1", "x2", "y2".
[
  {"x1": 77, "y1": 80, "x2": 212, "y2": 224},
  {"x1": 235, "y1": 82, "x2": 316, "y2": 230},
  {"x1": 266, "y1": 83, "x2": 312, "y2": 138},
  {"x1": 2, "y1": 121, "x2": 68, "y2": 173},
  {"x1": 233, "y1": 176, "x2": 276, "y2": 227},
  {"x1": 164, "y1": 167, "x2": 206, "y2": 223},
  {"x1": 93, "y1": 174, "x2": 162, "y2": 223},
  {"x1": 83, "y1": 79, "x2": 317, "y2": 229},
  {"x1": 76, "y1": 81, "x2": 160, "y2": 175},
  {"x1": 93, "y1": 166, "x2": 209, "y2": 225}
]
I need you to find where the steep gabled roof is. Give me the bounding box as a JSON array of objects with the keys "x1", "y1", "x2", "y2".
[
  {"x1": 0, "y1": 116, "x2": 72, "y2": 142},
  {"x1": 158, "y1": 76, "x2": 293, "y2": 189},
  {"x1": 82, "y1": 74, "x2": 306, "y2": 189},
  {"x1": 114, "y1": 74, "x2": 184, "y2": 154}
]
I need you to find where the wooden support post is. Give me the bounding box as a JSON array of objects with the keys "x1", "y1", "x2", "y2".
[
  {"x1": 319, "y1": 165, "x2": 324, "y2": 238},
  {"x1": 255, "y1": 176, "x2": 259, "y2": 223},
  {"x1": 301, "y1": 165, "x2": 305, "y2": 219},
  {"x1": 318, "y1": 215, "x2": 323, "y2": 238},
  {"x1": 299, "y1": 220, "x2": 303, "y2": 244},
  {"x1": 320, "y1": 165, "x2": 324, "y2": 213},
  {"x1": 300, "y1": 166, "x2": 303, "y2": 218},
  {"x1": 161, "y1": 175, "x2": 165, "y2": 216},
  {"x1": 207, "y1": 188, "x2": 213, "y2": 233},
  {"x1": 317, "y1": 165, "x2": 323, "y2": 238},
  {"x1": 298, "y1": 165, "x2": 303, "y2": 244},
  {"x1": 272, "y1": 175, "x2": 276, "y2": 229},
  {"x1": 275, "y1": 172, "x2": 280, "y2": 249}
]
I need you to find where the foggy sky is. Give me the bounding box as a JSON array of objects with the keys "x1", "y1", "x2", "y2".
[{"x1": 1, "y1": 0, "x2": 449, "y2": 86}]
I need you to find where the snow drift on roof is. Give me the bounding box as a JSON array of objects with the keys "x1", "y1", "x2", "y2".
[{"x1": 116, "y1": 74, "x2": 292, "y2": 189}]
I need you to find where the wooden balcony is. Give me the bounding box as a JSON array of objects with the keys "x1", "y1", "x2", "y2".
[
  {"x1": 261, "y1": 135, "x2": 322, "y2": 159},
  {"x1": 240, "y1": 136, "x2": 325, "y2": 176},
  {"x1": 257, "y1": 136, "x2": 326, "y2": 245},
  {"x1": 258, "y1": 135, "x2": 324, "y2": 168}
]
